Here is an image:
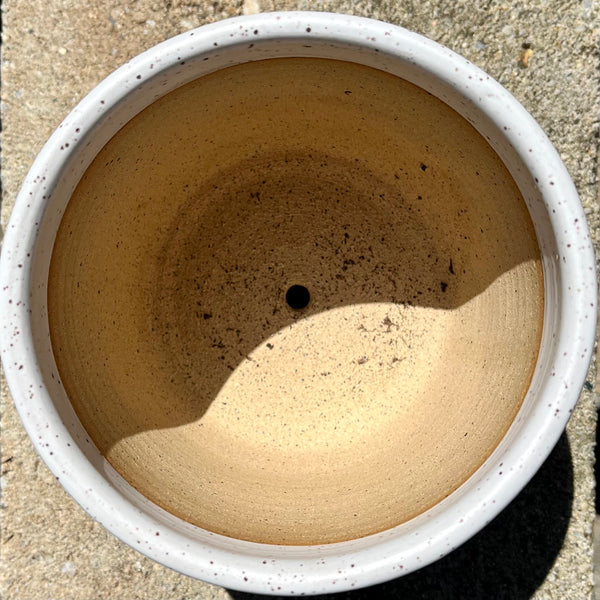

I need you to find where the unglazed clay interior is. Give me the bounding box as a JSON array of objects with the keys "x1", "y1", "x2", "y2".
[{"x1": 48, "y1": 58, "x2": 543, "y2": 545}]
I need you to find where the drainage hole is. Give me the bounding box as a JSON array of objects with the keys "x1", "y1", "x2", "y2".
[{"x1": 286, "y1": 285, "x2": 310, "y2": 310}]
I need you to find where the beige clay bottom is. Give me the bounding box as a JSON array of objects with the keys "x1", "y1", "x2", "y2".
[{"x1": 48, "y1": 58, "x2": 543, "y2": 545}]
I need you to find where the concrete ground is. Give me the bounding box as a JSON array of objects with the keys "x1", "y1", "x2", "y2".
[{"x1": 1, "y1": 0, "x2": 599, "y2": 598}]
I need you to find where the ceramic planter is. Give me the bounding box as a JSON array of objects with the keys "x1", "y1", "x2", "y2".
[{"x1": 0, "y1": 12, "x2": 596, "y2": 596}]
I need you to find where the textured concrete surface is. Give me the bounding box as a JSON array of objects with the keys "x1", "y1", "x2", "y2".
[{"x1": 1, "y1": 0, "x2": 598, "y2": 599}]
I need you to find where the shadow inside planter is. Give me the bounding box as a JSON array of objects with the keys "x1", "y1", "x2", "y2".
[
  {"x1": 226, "y1": 432, "x2": 574, "y2": 600},
  {"x1": 50, "y1": 150, "x2": 544, "y2": 448}
]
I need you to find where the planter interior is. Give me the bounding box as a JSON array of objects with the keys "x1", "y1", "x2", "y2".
[{"x1": 47, "y1": 57, "x2": 543, "y2": 545}]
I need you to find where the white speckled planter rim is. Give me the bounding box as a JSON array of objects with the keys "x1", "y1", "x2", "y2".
[{"x1": 0, "y1": 12, "x2": 596, "y2": 596}]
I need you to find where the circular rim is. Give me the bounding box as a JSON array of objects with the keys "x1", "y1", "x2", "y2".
[{"x1": 0, "y1": 11, "x2": 596, "y2": 596}]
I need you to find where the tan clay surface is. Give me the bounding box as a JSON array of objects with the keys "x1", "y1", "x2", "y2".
[{"x1": 48, "y1": 57, "x2": 543, "y2": 545}]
